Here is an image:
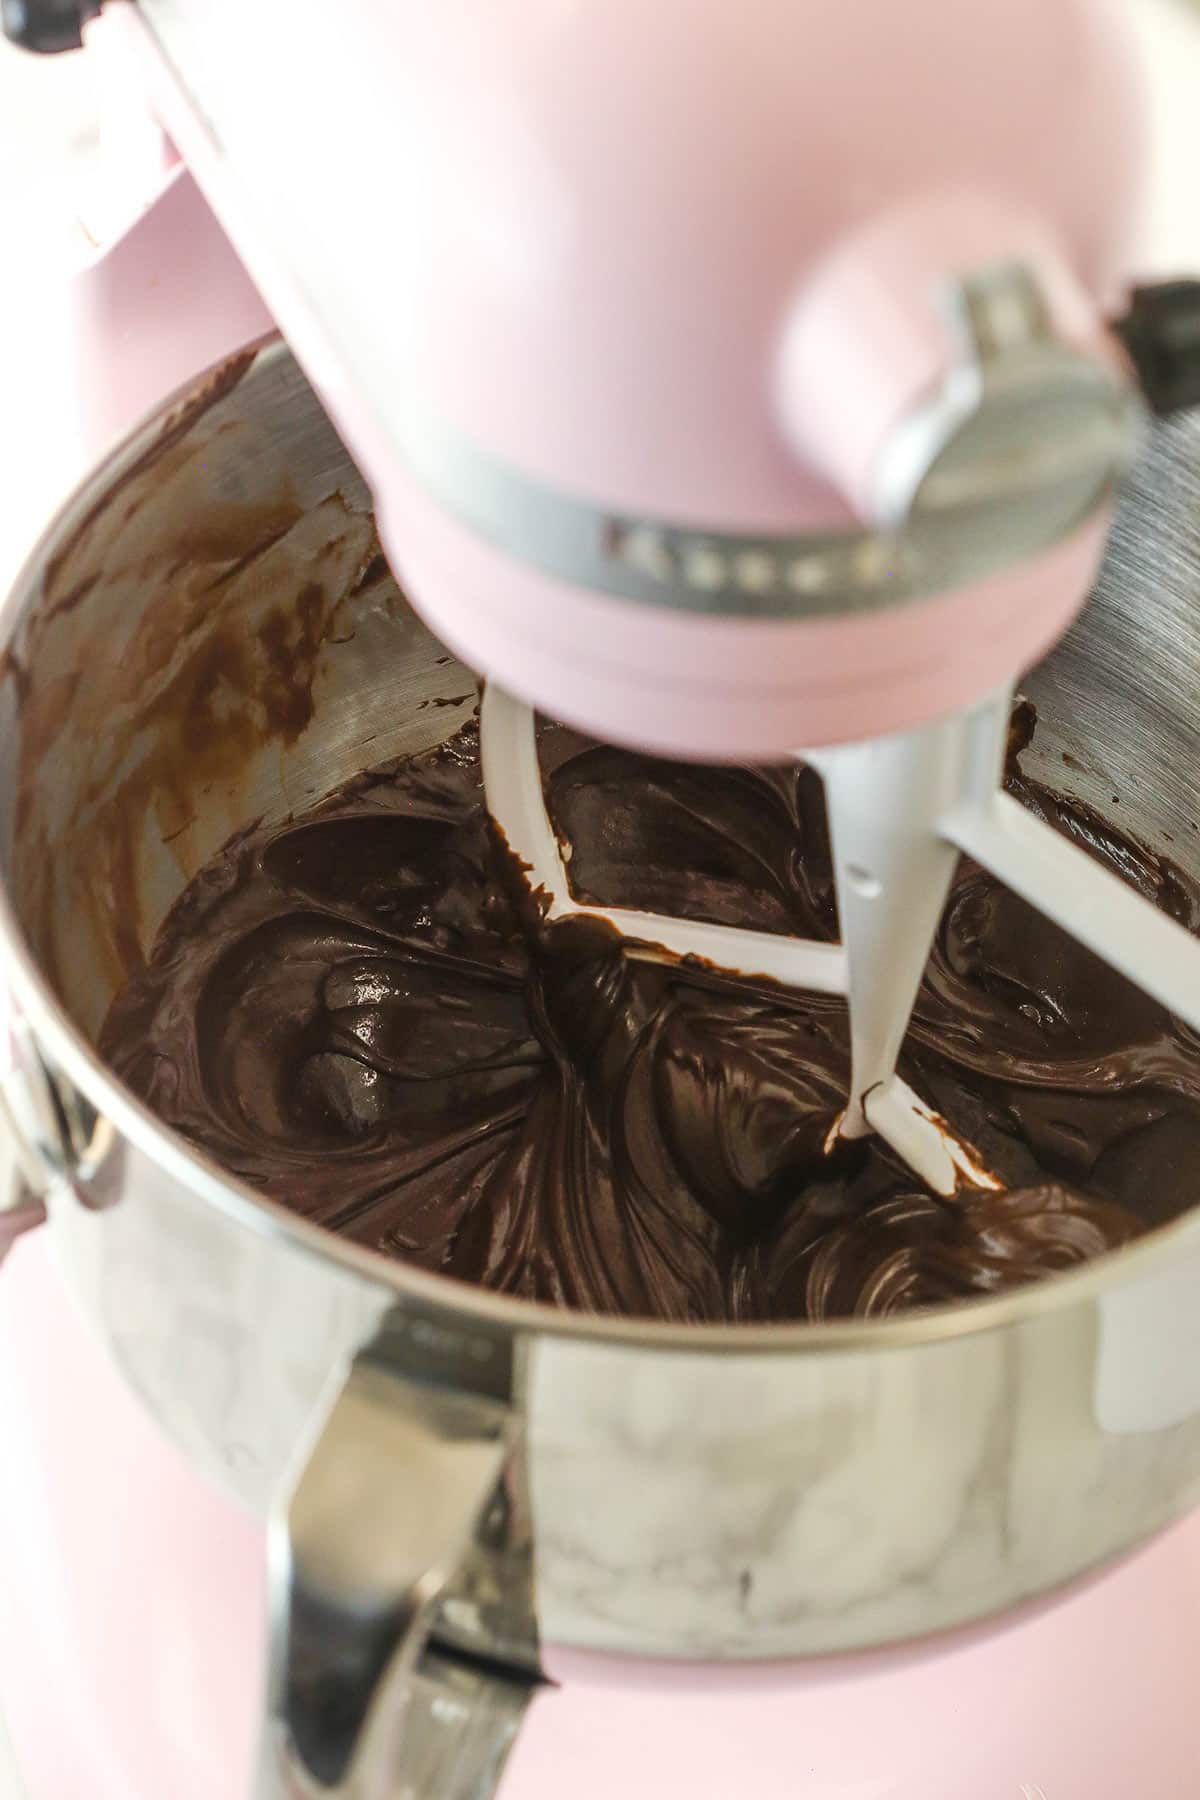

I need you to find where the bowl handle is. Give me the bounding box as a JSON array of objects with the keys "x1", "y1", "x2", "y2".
[
  {"x1": 0, "y1": 974, "x2": 128, "y2": 1256},
  {"x1": 0, "y1": 986, "x2": 51, "y2": 1263},
  {"x1": 0, "y1": 1176, "x2": 43, "y2": 1265},
  {"x1": 257, "y1": 1310, "x2": 537, "y2": 1798}
]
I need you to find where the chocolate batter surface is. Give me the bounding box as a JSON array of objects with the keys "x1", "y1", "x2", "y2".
[{"x1": 100, "y1": 713, "x2": 1200, "y2": 1321}]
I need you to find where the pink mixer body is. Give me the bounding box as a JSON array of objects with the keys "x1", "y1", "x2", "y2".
[
  {"x1": 358, "y1": 0, "x2": 1144, "y2": 756},
  {"x1": 111, "y1": 0, "x2": 1148, "y2": 759},
  {"x1": 362, "y1": 0, "x2": 1142, "y2": 516}
]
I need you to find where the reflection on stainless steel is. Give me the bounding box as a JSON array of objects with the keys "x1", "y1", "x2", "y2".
[
  {"x1": 433, "y1": 1454, "x2": 541, "y2": 1681},
  {"x1": 7, "y1": 342, "x2": 1200, "y2": 1791},
  {"x1": 389, "y1": 1646, "x2": 534, "y2": 1800}
]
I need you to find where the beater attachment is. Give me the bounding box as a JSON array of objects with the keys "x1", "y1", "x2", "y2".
[{"x1": 482, "y1": 684, "x2": 1200, "y2": 1195}]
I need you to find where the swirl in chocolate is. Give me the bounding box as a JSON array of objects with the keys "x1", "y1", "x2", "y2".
[{"x1": 100, "y1": 713, "x2": 1200, "y2": 1322}]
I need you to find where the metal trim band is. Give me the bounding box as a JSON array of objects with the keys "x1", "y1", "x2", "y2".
[{"x1": 391, "y1": 395, "x2": 1120, "y2": 621}]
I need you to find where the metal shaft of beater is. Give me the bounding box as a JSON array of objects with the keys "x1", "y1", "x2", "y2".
[{"x1": 807, "y1": 691, "x2": 1013, "y2": 1193}]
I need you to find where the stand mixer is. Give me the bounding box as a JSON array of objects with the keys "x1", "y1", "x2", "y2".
[
  {"x1": 7, "y1": 0, "x2": 1200, "y2": 1795},
  {"x1": 52, "y1": 0, "x2": 1200, "y2": 1198}
]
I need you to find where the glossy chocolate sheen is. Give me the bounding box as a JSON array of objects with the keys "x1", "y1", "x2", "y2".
[{"x1": 99, "y1": 710, "x2": 1200, "y2": 1322}]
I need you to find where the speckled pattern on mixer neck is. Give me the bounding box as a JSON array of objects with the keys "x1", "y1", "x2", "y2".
[{"x1": 99, "y1": 705, "x2": 1200, "y2": 1322}]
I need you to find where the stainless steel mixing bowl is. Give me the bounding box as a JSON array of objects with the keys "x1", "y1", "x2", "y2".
[{"x1": 4, "y1": 339, "x2": 1200, "y2": 1794}]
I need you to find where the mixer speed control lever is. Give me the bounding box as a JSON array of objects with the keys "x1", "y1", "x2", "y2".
[{"x1": 874, "y1": 263, "x2": 1142, "y2": 570}]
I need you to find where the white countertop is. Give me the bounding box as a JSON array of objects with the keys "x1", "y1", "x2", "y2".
[{"x1": 2, "y1": 4, "x2": 1200, "y2": 1795}]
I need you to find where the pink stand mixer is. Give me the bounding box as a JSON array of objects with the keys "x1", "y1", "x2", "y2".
[{"x1": 6, "y1": 0, "x2": 1200, "y2": 1793}]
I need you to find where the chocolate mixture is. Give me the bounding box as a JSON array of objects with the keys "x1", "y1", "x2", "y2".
[{"x1": 99, "y1": 710, "x2": 1200, "y2": 1322}]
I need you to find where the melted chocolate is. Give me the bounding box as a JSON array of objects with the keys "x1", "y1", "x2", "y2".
[{"x1": 99, "y1": 713, "x2": 1200, "y2": 1322}]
